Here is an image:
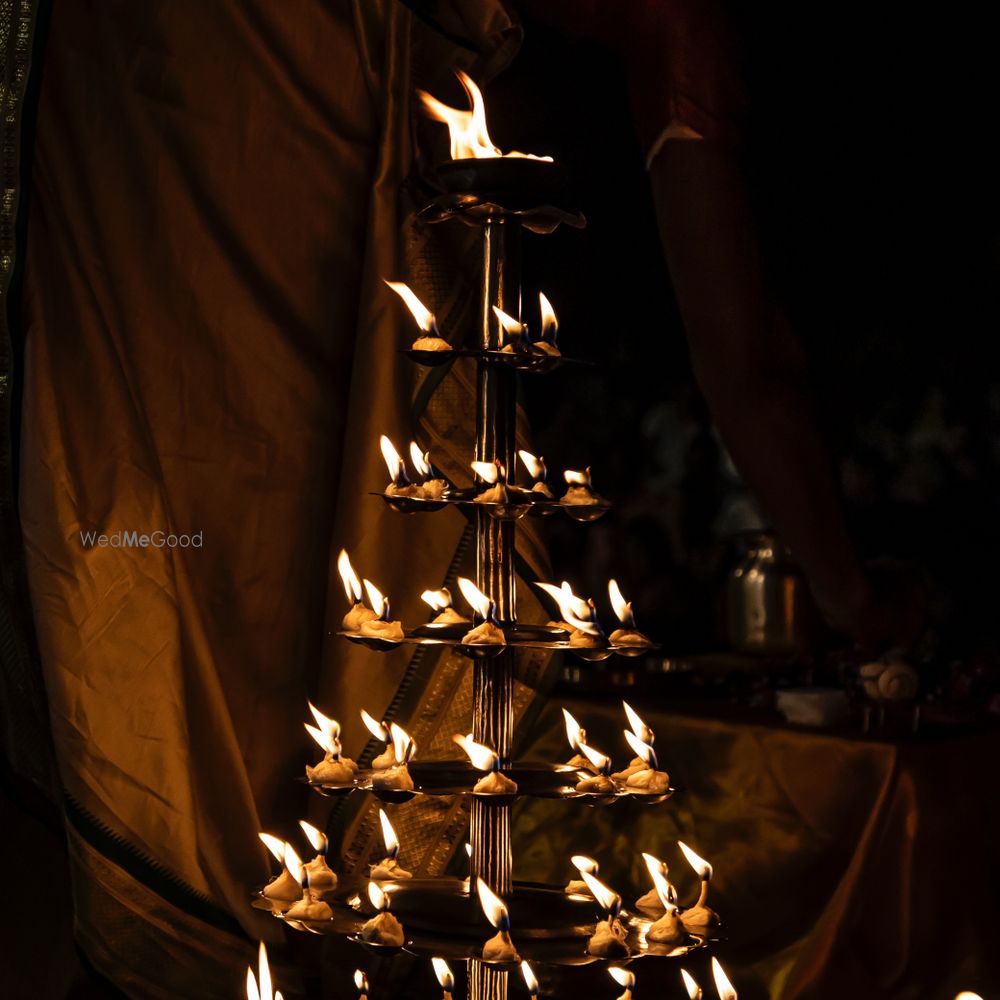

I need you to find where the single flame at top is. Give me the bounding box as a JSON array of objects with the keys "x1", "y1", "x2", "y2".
[
  {"x1": 681, "y1": 968, "x2": 703, "y2": 1000},
  {"x1": 432, "y1": 957, "x2": 455, "y2": 991},
  {"x1": 608, "y1": 968, "x2": 635, "y2": 989},
  {"x1": 580, "y1": 870, "x2": 621, "y2": 916},
  {"x1": 368, "y1": 881, "x2": 389, "y2": 912},
  {"x1": 418, "y1": 70, "x2": 552, "y2": 162},
  {"x1": 642, "y1": 852, "x2": 668, "y2": 884},
  {"x1": 338, "y1": 550, "x2": 364, "y2": 604},
  {"x1": 624, "y1": 729, "x2": 658, "y2": 769},
  {"x1": 384, "y1": 280, "x2": 437, "y2": 333},
  {"x1": 390, "y1": 722, "x2": 416, "y2": 763},
  {"x1": 539, "y1": 293, "x2": 558, "y2": 343},
  {"x1": 258, "y1": 832, "x2": 285, "y2": 864},
  {"x1": 609, "y1": 580, "x2": 637, "y2": 628},
  {"x1": 678, "y1": 841, "x2": 713, "y2": 881},
  {"x1": 562, "y1": 708, "x2": 586, "y2": 752},
  {"x1": 518, "y1": 450, "x2": 547, "y2": 482},
  {"x1": 246, "y1": 941, "x2": 283, "y2": 1000},
  {"x1": 361, "y1": 710, "x2": 389, "y2": 742},
  {"x1": 623, "y1": 701, "x2": 653, "y2": 745},
  {"x1": 564, "y1": 468, "x2": 592, "y2": 487},
  {"x1": 363, "y1": 579, "x2": 389, "y2": 620},
  {"x1": 649, "y1": 862, "x2": 677, "y2": 912},
  {"x1": 493, "y1": 305, "x2": 527, "y2": 343},
  {"x1": 380, "y1": 435, "x2": 408, "y2": 486},
  {"x1": 580, "y1": 742, "x2": 611, "y2": 775},
  {"x1": 471, "y1": 460, "x2": 503, "y2": 485},
  {"x1": 520, "y1": 961, "x2": 539, "y2": 994},
  {"x1": 299, "y1": 820, "x2": 328, "y2": 855},
  {"x1": 457, "y1": 576, "x2": 495, "y2": 621},
  {"x1": 378, "y1": 808, "x2": 400, "y2": 858},
  {"x1": 421, "y1": 587, "x2": 453, "y2": 612},
  {"x1": 476, "y1": 878, "x2": 511, "y2": 930},
  {"x1": 309, "y1": 702, "x2": 341, "y2": 741},
  {"x1": 465, "y1": 843, "x2": 472, "y2": 858},
  {"x1": 284, "y1": 843, "x2": 305, "y2": 885},
  {"x1": 453, "y1": 733, "x2": 499, "y2": 772},
  {"x1": 354, "y1": 970, "x2": 369, "y2": 995},
  {"x1": 409, "y1": 442, "x2": 433, "y2": 479},
  {"x1": 712, "y1": 958, "x2": 737, "y2": 1000},
  {"x1": 537, "y1": 582, "x2": 597, "y2": 635},
  {"x1": 571, "y1": 855, "x2": 599, "y2": 876}
]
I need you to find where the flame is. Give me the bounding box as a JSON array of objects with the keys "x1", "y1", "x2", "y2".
[
  {"x1": 608, "y1": 968, "x2": 635, "y2": 989},
  {"x1": 409, "y1": 442, "x2": 432, "y2": 478},
  {"x1": 470, "y1": 460, "x2": 501, "y2": 485},
  {"x1": 537, "y1": 582, "x2": 591, "y2": 625},
  {"x1": 361, "y1": 710, "x2": 389, "y2": 742},
  {"x1": 681, "y1": 969, "x2": 702, "y2": 1000},
  {"x1": 421, "y1": 587, "x2": 453, "y2": 612},
  {"x1": 308, "y1": 702, "x2": 341, "y2": 740},
  {"x1": 642, "y1": 853, "x2": 668, "y2": 884},
  {"x1": 378, "y1": 808, "x2": 400, "y2": 859},
  {"x1": 649, "y1": 863, "x2": 677, "y2": 911},
  {"x1": 245, "y1": 942, "x2": 274, "y2": 1000},
  {"x1": 476, "y1": 877, "x2": 511, "y2": 930},
  {"x1": 354, "y1": 970, "x2": 369, "y2": 994},
  {"x1": 955, "y1": 995, "x2": 985, "y2": 1000},
  {"x1": 299, "y1": 820, "x2": 328, "y2": 855},
  {"x1": 432, "y1": 958, "x2": 455, "y2": 991},
  {"x1": 678, "y1": 841, "x2": 713, "y2": 881},
  {"x1": 368, "y1": 881, "x2": 389, "y2": 912},
  {"x1": 284, "y1": 843, "x2": 305, "y2": 885},
  {"x1": 493, "y1": 305, "x2": 527, "y2": 343},
  {"x1": 379, "y1": 435, "x2": 408, "y2": 485},
  {"x1": 712, "y1": 958, "x2": 737, "y2": 1000},
  {"x1": 580, "y1": 871, "x2": 621, "y2": 915},
  {"x1": 465, "y1": 843, "x2": 472, "y2": 858},
  {"x1": 562, "y1": 708, "x2": 586, "y2": 752},
  {"x1": 384, "y1": 280, "x2": 437, "y2": 333},
  {"x1": 609, "y1": 581, "x2": 637, "y2": 628},
  {"x1": 247, "y1": 966, "x2": 260, "y2": 1000},
  {"x1": 457, "y1": 576, "x2": 494, "y2": 621},
  {"x1": 563, "y1": 468, "x2": 592, "y2": 487},
  {"x1": 622, "y1": 701, "x2": 652, "y2": 745},
  {"x1": 520, "y1": 961, "x2": 539, "y2": 994},
  {"x1": 304, "y1": 723, "x2": 338, "y2": 757},
  {"x1": 571, "y1": 855, "x2": 599, "y2": 875},
  {"x1": 453, "y1": 733, "x2": 499, "y2": 771},
  {"x1": 363, "y1": 579, "x2": 389, "y2": 620},
  {"x1": 624, "y1": 729, "x2": 658, "y2": 769},
  {"x1": 258, "y1": 832, "x2": 286, "y2": 864},
  {"x1": 390, "y1": 722, "x2": 416, "y2": 763},
  {"x1": 538, "y1": 293, "x2": 558, "y2": 343},
  {"x1": 337, "y1": 550, "x2": 364, "y2": 604},
  {"x1": 579, "y1": 742, "x2": 611, "y2": 775},
  {"x1": 518, "y1": 450, "x2": 546, "y2": 482}
]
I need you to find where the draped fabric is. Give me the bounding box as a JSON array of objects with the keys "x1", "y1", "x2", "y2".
[
  {"x1": 518, "y1": 698, "x2": 1000, "y2": 999},
  {"x1": 14, "y1": 1, "x2": 555, "y2": 995}
]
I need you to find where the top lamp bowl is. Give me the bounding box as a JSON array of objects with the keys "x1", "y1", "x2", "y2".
[{"x1": 434, "y1": 158, "x2": 578, "y2": 217}]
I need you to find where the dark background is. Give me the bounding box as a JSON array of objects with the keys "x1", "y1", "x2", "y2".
[{"x1": 487, "y1": 10, "x2": 1000, "y2": 681}]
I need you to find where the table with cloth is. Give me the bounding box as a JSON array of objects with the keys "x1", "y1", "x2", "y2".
[{"x1": 514, "y1": 695, "x2": 1000, "y2": 1000}]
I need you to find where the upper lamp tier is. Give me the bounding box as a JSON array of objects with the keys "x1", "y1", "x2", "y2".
[{"x1": 417, "y1": 71, "x2": 584, "y2": 231}]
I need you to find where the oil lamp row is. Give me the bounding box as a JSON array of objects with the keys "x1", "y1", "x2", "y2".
[
  {"x1": 377, "y1": 437, "x2": 609, "y2": 521},
  {"x1": 337, "y1": 552, "x2": 654, "y2": 657},
  {"x1": 300, "y1": 701, "x2": 670, "y2": 804}
]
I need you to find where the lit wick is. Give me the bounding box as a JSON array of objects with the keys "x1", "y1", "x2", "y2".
[
  {"x1": 454, "y1": 733, "x2": 518, "y2": 795},
  {"x1": 493, "y1": 305, "x2": 532, "y2": 354},
  {"x1": 371, "y1": 722, "x2": 417, "y2": 792},
  {"x1": 678, "y1": 841, "x2": 720, "y2": 931},
  {"x1": 560, "y1": 708, "x2": 594, "y2": 772},
  {"x1": 299, "y1": 820, "x2": 337, "y2": 895},
  {"x1": 520, "y1": 960, "x2": 539, "y2": 1000},
  {"x1": 432, "y1": 957, "x2": 455, "y2": 1000},
  {"x1": 456, "y1": 577, "x2": 505, "y2": 645},
  {"x1": 354, "y1": 970, "x2": 369, "y2": 999},
  {"x1": 536, "y1": 581, "x2": 608, "y2": 649},
  {"x1": 561, "y1": 467, "x2": 604, "y2": 508},
  {"x1": 337, "y1": 550, "x2": 377, "y2": 632},
  {"x1": 477, "y1": 878, "x2": 520, "y2": 963},
  {"x1": 634, "y1": 852, "x2": 672, "y2": 913},
  {"x1": 246, "y1": 941, "x2": 285, "y2": 1000},
  {"x1": 358, "y1": 576, "x2": 405, "y2": 642},
  {"x1": 608, "y1": 967, "x2": 635, "y2": 1000},
  {"x1": 712, "y1": 958, "x2": 737, "y2": 1000},
  {"x1": 535, "y1": 293, "x2": 560, "y2": 357},
  {"x1": 565, "y1": 854, "x2": 599, "y2": 896},
  {"x1": 470, "y1": 459, "x2": 510, "y2": 506},
  {"x1": 518, "y1": 450, "x2": 554, "y2": 498},
  {"x1": 369, "y1": 808, "x2": 412, "y2": 880},
  {"x1": 360, "y1": 882, "x2": 405, "y2": 946},
  {"x1": 608, "y1": 584, "x2": 652, "y2": 648},
  {"x1": 621, "y1": 730, "x2": 670, "y2": 794},
  {"x1": 681, "y1": 969, "x2": 703, "y2": 1000},
  {"x1": 409, "y1": 441, "x2": 449, "y2": 500},
  {"x1": 581, "y1": 870, "x2": 628, "y2": 958},
  {"x1": 421, "y1": 586, "x2": 470, "y2": 627},
  {"x1": 575, "y1": 743, "x2": 616, "y2": 795},
  {"x1": 258, "y1": 834, "x2": 301, "y2": 911},
  {"x1": 384, "y1": 280, "x2": 452, "y2": 353}
]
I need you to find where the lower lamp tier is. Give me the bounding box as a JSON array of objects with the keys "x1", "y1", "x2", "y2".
[
  {"x1": 255, "y1": 876, "x2": 712, "y2": 967},
  {"x1": 303, "y1": 760, "x2": 673, "y2": 806}
]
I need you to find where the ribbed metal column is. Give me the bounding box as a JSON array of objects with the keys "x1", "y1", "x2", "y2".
[{"x1": 469, "y1": 217, "x2": 520, "y2": 1000}]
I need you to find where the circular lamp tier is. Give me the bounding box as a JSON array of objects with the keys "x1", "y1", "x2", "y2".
[
  {"x1": 419, "y1": 159, "x2": 585, "y2": 233},
  {"x1": 400, "y1": 347, "x2": 588, "y2": 374},
  {"x1": 256, "y1": 877, "x2": 709, "y2": 967},
  {"x1": 302, "y1": 760, "x2": 673, "y2": 806},
  {"x1": 372, "y1": 490, "x2": 610, "y2": 523}
]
